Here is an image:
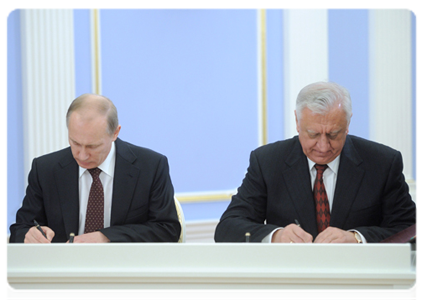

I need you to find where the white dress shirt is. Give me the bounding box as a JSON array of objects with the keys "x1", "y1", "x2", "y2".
[
  {"x1": 262, "y1": 155, "x2": 366, "y2": 243},
  {"x1": 78, "y1": 142, "x2": 116, "y2": 235}
]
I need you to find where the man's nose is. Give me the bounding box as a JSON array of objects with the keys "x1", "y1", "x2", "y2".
[
  {"x1": 316, "y1": 135, "x2": 330, "y2": 151},
  {"x1": 78, "y1": 148, "x2": 89, "y2": 160}
]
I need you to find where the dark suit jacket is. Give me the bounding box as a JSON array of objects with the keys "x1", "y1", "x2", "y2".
[
  {"x1": 9, "y1": 138, "x2": 181, "y2": 243},
  {"x1": 214, "y1": 135, "x2": 416, "y2": 243}
]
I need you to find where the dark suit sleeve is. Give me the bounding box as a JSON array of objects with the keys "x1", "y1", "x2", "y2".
[
  {"x1": 100, "y1": 155, "x2": 181, "y2": 242},
  {"x1": 354, "y1": 151, "x2": 416, "y2": 242},
  {"x1": 215, "y1": 151, "x2": 279, "y2": 242},
  {"x1": 9, "y1": 159, "x2": 47, "y2": 243}
]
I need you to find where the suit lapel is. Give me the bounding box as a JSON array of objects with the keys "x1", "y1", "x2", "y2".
[
  {"x1": 330, "y1": 136, "x2": 365, "y2": 229},
  {"x1": 55, "y1": 149, "x2": 79, "y2": 236},
  {"x1": 110, "y1": 139, "x2": 140, "y2": 225},
  {"x1": 281, "y1": 139, "x2": 318, "y2": 237}
]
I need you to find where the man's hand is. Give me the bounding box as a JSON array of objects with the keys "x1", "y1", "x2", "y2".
[
  {"x1": 72, "y1": 231, "x2": 110, "y2": 243},
  {"x1": 24, "y1": 226, "x2": 55, "y2": 243},
  {"x1": 314, "y1": 227, "x2": 357, "y2": 243},
  {"x1": 271, "y1": 224, "x2": 313, "y2": 243}
]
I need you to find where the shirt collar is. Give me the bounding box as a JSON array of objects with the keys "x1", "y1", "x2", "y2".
[
  {"x1": 307, "y1": 154, "x2": 341, "y2": 175},
  {"x1": 78, "y1": 142, "x2": 116, "y2": 178}
]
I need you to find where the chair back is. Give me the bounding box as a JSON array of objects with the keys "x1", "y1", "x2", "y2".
[{"x1": 174, "y1": 197, "x2": 186, "y2": 243}]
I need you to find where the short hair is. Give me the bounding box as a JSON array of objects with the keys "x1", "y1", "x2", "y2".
[
  {"x1": 295, "y1": 82, "x2": 352, "y2": 124},
  {"x1": 66, "y1": 93, "x2": 119, "y2": 136}
]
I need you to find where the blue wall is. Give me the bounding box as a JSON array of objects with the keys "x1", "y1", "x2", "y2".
[
  {"x1": 7, "y1": 10, "x2": 25, "y2": 229},
  {"x1": 328, "y1": 9, "x2": 369, "y2": 139},
  {"x1": 99, "y1": 10, "x2": 258, "y2": 194},
  {"x1": 266, "y1": 10, "x2": 285, "y2": 143},
  {"x1": 74, "y1": 9, "x2": 92, "y2": 97}
]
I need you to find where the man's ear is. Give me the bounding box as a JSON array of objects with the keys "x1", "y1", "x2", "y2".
[
  {"x1": 295, "y1": 110, "x2": 300, "y2": 133},
  {"x1": 346, "y1": 113, "x2": 352, "y2": 134},
  {"x1": 112, "y1": 125, "x2": 121, "y2": 141}
]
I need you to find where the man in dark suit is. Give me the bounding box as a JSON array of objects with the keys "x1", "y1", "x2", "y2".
[
  {"x1": 10, "y1": 94, "x2": 181, "y2": 243},
  {"x1": 215, "y1": 82, "x2": 415, "y2": 243}
]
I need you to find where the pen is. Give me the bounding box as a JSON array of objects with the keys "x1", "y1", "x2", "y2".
[
  {"x1": 33, "y1": 220, "x2": 48, "y2": 239},
  {"x1": 245, "y1": 232, "x2": 250, "y2": 243},
  {"x1": 294, "y1": 219, "x2": 301, "y2": 227},
  {"x1": 69, "y1": 233, "x2": 75, "y2": 243}
]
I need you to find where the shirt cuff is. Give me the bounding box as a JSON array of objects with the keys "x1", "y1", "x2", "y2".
[{"x1": 261, "y1": 227, "x2": 283, "y2": 243}]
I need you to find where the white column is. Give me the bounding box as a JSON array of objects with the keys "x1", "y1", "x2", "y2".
[
  {"x1": 257, "y1": 9, "x2": 267, "y2": 146},
  {"x1": 90, "y1": 9, "x2": 102, "y2": 95},
  {"x1": 20, "y1": 9, "x2": 75, "y2": 178},
  {"x1": 283, "y1": 9, "x2": 329, "y2": 139},
  {"x1": 369, "y1": 10, "x2": 413, "y2": 181}
]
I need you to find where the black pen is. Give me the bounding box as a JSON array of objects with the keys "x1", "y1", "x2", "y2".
[
  {"x1": 294, "y1": 219, "x2": 301, "y2": 227},
  {"x1": 69, "y1": 233, "x2": 75, "y2": 243},
  {"x1": 33, "y1": 220, "x2": 48, "y2": 239},
  {"x1": 245, "y1": 232, "x2": 250, "y2": 243}
]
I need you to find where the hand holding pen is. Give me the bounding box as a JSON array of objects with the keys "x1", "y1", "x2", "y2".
[
  {"x1": 23, "y1": 220, "x2": 55, "y2": 243},
  {"x1": 271, "y1": 219, "x2": 313, "y2": 243}
]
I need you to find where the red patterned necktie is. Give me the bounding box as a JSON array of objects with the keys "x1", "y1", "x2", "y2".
[
  {"x1": 314, "y1": 164, "x2": 330, "y2": 233},
  {"x1": 84, "y1": 168, "x2": 104, "y2": 233}
]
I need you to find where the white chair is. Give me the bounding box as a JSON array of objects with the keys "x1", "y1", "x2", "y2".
[{"x1": 174, "y1": 197, "x2": 186, "y2": 243}]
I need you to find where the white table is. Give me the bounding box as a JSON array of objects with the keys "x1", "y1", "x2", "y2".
[{"x1": 7, "y1": 243, "x2": 415, "y2": 289}]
